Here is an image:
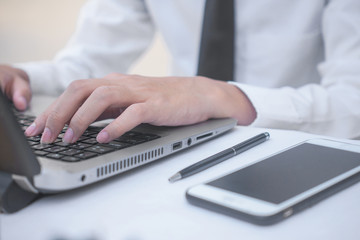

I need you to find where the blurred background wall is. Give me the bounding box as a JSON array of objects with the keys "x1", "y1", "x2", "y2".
[{"x1": 0, "y1": 0, "x2": 169, "y2": 76}]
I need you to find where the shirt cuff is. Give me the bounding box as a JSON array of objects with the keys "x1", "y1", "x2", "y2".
[{"x1": 228, "y1": 81, "x2": 302, "y2": 129}]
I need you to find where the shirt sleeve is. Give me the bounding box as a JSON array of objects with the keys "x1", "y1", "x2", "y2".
[
  {"x1": 230, "y1": 0, "x2": 360, "y2": 139},
  {"x1": 15, "y1": 0, "x2": 155, "y2": 95}
]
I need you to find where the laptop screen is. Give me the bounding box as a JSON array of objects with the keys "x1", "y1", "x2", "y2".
[{"x1": 0, "y1": 91, "x2": 40, "y2": 177}]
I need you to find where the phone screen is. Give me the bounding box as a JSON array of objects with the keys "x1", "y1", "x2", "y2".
[{"x1": 207, "y1": 143, "x2": 360, "y2": 204}]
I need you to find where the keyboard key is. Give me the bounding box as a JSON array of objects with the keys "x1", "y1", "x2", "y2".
[
  {"x1": 34, "y1": 150, "x2": 48, "y2": 156},
  {"x1": 102, "y1": 141, "x2": 130, "y2": 149},
  {"x1": 123, "y1": 131, "x2": 140, "y2": 137},
  {"x1": 46, "y1": 153, "x2": 64, "y2": 159},
  {"x1": 43, "y1": 146, "x2": 67, "y2": 153},
  {"x1": 75, "y1": 151, "x2": 98, "y2": 159},
  {"x1": 61, "y1": 126, "x2": 68, "y2": 132},
  {"x1": 28, "y1": 136, "x2": 42, "y2": 142},
  {"x1": 87, "y1": 126, "x2": 102, "y2": 132},
  {"x1": 115, "y1": 138, "x2": 146, "y2": 145},
  {"x1": 141, "y1": 133, "x2": 160, "y2": 141},
  {"x1": 18, "y1": 119, "x2": 32, "y2": 126},
  {"x1": 26, "y1": 116, "x2": 36, "y2": 121},
  {"x1": 32, "y1": 143, "x2": 52, "y2": 150},
  {"x1": 69, "y1": 142, "x2": 92, "y2": 150},
  {"x1": 55, "y1": 141, "x2": 71, "y2": 147},
  {"x1": 81, "y1": 138, "x2": 99, "y2": 145},
  {"x1": 62, "y1": 156, "x2": 80, "y2": 162},
  {"x1": 60, "y1": 149, "x2": 82, "y2": 156},
  {"x1": 78, "y1": 135, "x2": 90, "y2": 141},
  {"x1": 85, "y1": 145, "x2": 114, "y2": 154},
  {"x1": 14, "y1": 114, "x2": 27, "y2": 120},
  {"x1": 87, "y1": 133, "x2": 100, "y2": 138},
  {"x1": 16, "y1": 114, "x2": 35, "y2": 121},
  {"x1": 28, "y1": 141, "x2": 38, "y2": 146},
  {"x1": 82, "y1": 129, "x2": 98, "y2": 136},
  {"x1": 57, "y1": 133, "x2": 65, "y2": 138}
]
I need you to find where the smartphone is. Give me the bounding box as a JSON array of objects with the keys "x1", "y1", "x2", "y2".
[{"x1": 186, "y1": 139, "x2": 360, "y2": 225}]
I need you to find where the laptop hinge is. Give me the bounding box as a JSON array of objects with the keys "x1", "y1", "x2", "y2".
[
  {"x1": 12, "y1": 175, "x2": 39, "y2": 194},
  {"x1": 0, "y1": 171, "x2": 39, "y2": 213}
]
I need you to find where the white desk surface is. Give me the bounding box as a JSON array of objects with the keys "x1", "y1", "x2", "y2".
[{"x1": 1, "y1": 96, "x2": 360, "y2": 240}]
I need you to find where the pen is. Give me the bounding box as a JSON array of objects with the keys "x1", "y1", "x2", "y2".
[{"x1": 168, "y1": 132, "x2": 270, "y2": 183}]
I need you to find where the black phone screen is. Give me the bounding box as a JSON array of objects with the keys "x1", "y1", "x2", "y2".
[{"x1": 207, "y1": 143, "x2": 360, "y2": 204}]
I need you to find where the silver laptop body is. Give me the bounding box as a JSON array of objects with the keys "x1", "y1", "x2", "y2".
[{"x1": 0, "y1": 92, "x2": 236, "y2": 194}]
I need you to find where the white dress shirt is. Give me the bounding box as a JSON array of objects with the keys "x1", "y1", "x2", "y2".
[{"x1": 17, "y1": 0, "x2": 360, "y2": 138}]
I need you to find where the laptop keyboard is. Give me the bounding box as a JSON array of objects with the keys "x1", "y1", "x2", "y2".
[{"x1": 14, "y1": 112, "x2": 160, "y2": 162}]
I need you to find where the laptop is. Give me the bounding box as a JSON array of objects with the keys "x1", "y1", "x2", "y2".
[{"x1": 0, "y1": 91, "x2": 236, "y2": 196}]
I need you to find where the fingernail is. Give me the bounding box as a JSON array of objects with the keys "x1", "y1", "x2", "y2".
[
  {"x1": 41, "y1": 127, "x2": 52, "y2": 143},
  {"x1": 97, "y1": 130, "x2": 110, "y2": 143},
  {"x1": 25, "y1": 122, "x2": 37, "y2": 136},
  {"x1": 63, "y1": 128, "x2": 74, "y2": 143}
]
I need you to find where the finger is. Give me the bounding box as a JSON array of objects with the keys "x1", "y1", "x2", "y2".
[
  {"x1": 63, "y1": 86, "x2": 132, "y2": 143},
  {"x1": 25, "y1": 98, "x2": 59, "y2": 137},
  {"x1": 97, "y1": 103, "x2": 151, "y2": 143},
  {"x1": 0, "y1": 69, "x2": 30, "y2": 111},
  {"x1": 11, "y1": 77, "x2": 32, "y2": 111},
  {"x1": 40, "y1": 79, "x2": 101, "y2": 143}
]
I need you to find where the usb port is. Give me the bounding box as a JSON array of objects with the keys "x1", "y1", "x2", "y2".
[{"x1": 172, "y1": 141, "x2": 182, "y2": 151}]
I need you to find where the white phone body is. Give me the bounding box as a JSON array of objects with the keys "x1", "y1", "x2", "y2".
[{"x1": 186, "y1": 139, "x2": 360, "y2": 225}]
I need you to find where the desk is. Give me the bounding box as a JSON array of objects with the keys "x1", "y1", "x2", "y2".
[{"x1": 1, "y1": 96, "x2": 360, "y2": 240}]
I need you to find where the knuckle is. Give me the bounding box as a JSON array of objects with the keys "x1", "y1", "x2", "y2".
[
  {"x1": 68, "y1": 79, "x2": 88, "y2": 93},
  {"x1": 128, "y1": 104, "x2": 146, "y2": 119},
  {"x1": 104, "y1": 72, "x2": 122, "y2": 79},
  {"x1": 92, "y1": 86, "x2": 113, "y2": 102}
]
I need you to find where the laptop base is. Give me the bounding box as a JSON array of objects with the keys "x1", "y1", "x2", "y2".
[{"x1": 0, "y1": 171, "x2": 40, "y2": 213}]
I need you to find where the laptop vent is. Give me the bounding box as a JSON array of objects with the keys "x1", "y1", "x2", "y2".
[{"x1": 96, "y1": 147, "x2": 164, "y2": 178}]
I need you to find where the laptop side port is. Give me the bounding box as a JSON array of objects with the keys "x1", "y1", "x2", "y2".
[
  {"x1": 196, "y1": 132, "x2": 213, "y2": 141},
  {"x1": 172, "y1": 141, "x2": 183, "y2": 151}
]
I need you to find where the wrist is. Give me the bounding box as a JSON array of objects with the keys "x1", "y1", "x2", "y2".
[
  {"x1": 227, "y1": 83, "x2": 257, "y2": 125},
  {"x1": 208, "y1": 79, "x2": 256, "y2": 125}
]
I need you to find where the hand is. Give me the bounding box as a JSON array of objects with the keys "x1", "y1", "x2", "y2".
[
  {"x1": 25, "y1": 73, "x2": 256, "y2": 143},
  {"x1": 0, "y1": 65, "x2": 31, "y2": 110}
]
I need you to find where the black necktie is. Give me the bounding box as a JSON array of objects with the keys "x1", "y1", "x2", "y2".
[{"x1": 197, "y1": 0, "x2": 235, "y2": 81}]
